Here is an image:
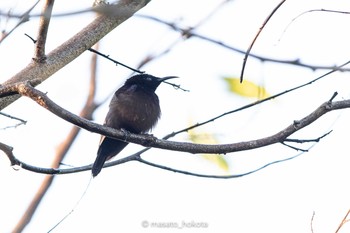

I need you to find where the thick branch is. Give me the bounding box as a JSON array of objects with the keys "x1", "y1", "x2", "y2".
[
  {"x1": 2, "y1": 82, "x2": 349, "y2": 156},
  {"x1": 1, "y1": 82, "x2": 349, "y2": 176},
  {"x1": 0, "y1": 0, "x2": 151, "y2": 111}
]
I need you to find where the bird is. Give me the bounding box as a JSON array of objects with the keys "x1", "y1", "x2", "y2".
[{"x1": 92, "y1": 74, "x2": 178, "y2": 177}]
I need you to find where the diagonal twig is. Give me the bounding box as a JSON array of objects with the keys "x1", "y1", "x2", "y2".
[{"x1": 240, "y1": 0, "x2": 287, "y2": 82}]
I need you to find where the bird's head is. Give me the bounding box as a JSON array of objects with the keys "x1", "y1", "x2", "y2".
[{"x1": 125, "y1": 74, "x2": 178, "y2": 92}]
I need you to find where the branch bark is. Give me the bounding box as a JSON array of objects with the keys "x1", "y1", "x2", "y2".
[
  {"x1": 33, "y1": 0, "x2": 55, "y2": 62},
  {"x1": 0, "y1": 0, "x2": 151, "y2": 110}
]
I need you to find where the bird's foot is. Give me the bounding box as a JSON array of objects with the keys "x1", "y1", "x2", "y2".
[
  {"x1": 140, "y1": 133, "x2": 157, "y2": 146},
  {"x1": 120, "y1": 128, "x2": 130, "y2": 142}
]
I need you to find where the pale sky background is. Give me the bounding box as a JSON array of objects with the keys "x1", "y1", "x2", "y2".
[{"x1": 1, "y1": 0, "x2": 350, "y2": 232}]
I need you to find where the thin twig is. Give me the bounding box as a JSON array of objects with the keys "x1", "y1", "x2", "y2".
[
  {"x1": 284, "y1": 131, "x2": 332, "y2": 143},
  {"x1": 24, "y1": 33, "x2": 37, "y2": 43},
  {"x1": 335, "y1": 209, "x2": 350, "y2": 233},
  {"x1": 280, "y1": 142, "x2": 308, "y2": 152},
  {"x1": 87, "y1": 48, "x2": 189, "y2": 91},
  {"x1": 135, "y1": 151, "x2": 304, "y2": 179},
  {"x1": 88, "y1": 48, "x2": 144, "y2": 73},
  {"x1": 0, "y1": 112, "x2": 27, "y2": 125},
  {"x1": 279, "y1": 9, "x2": 350, "y2": 44},
  {"x1": 240, "y1": 0, "x2": 287, "y2": 82},
  {"x1": 310, "y1": 211, "x2": 315, "y2": 233}
]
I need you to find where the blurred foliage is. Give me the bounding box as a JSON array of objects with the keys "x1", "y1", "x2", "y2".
[
  {"x1": 224, "y1": 77, "x2": 270, "y2": 99},
  {"x1": 188, "y1": 127, "x2": 229, "y2": 172}
]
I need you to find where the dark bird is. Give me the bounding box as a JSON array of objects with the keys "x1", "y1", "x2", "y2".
[{"x1": 92, "y1": 74, "x2": 177, "y2": 177}]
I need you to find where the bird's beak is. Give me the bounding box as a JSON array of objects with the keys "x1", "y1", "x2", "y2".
[{"x1": 158, "y1": 76, "x2": 179, "y2": 82}]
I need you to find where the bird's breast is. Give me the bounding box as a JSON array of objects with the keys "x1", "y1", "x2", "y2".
[{"x1": 106, "y1": 87, "x2": 161, "y2": 133}]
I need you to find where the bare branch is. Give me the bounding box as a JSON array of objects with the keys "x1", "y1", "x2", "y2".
[
  {"x1": 310, "y1": 211, "x2": 315, "y2": 233},
  {"x1": 240, "y1": 0, "x2": 287, "y2": 82},
  {"x1": 88, "y1": 47, "x2": 144, "y2": 73},
  {"x1": 335, "y1": 209, "x2": 350, "y2": 233},
  {"x1": 33, "y1": 0, "x2": 55, "y2": 62},
  {"x1": 284, "y1": 131, "x2": 332, "y2": 144},
  {"x1": 0, "y1": 112, "x2": 27, "y2": 129},
  {"x1": 135, "y1": 151, "x2": 303, "y2": 179}
]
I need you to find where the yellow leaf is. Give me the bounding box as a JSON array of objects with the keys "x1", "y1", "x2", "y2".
[
  {"x1": 224, "y1": 77, "x2": 270, "y2": 99},
  {"x1": 188, "y1": 128, "x2": 229, "y2": 172}
]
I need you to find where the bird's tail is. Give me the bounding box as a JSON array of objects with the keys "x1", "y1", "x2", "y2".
[{"x1": 92, "y1": 137, "x2": 128, "y2": 177}]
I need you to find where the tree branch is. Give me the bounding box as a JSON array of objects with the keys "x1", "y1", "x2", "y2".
[
  {"x1": 240, "y1": 0, "x2": 287, "y2": 82},
  {"x1": 335, "y1": 208, "x2": 350, "y2": 233},
  {"x1": 33, "y1": 0, "x2": 55, "y2": 62},
  {"x1": 0, "y1": 0, "x2": 151, "y2": 111},
  {"x1": 1, "y1": 81, "x2": 350, "y2": 176},
  {"x1": 3, "y1": 82, "x2": 350, "y2": 154},
  {"x1": 135, "y1": 152, "x2": 303, "y2": 179}
]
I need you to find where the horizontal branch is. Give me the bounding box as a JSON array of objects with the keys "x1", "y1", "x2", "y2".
[{"x1": 1, "y1": 81, "x2": 349, "y2": 155}]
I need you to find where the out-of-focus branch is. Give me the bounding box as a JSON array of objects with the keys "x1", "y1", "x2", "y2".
[
  {"x1": 0, "y1": 0, "x2": 40, "y2": 44},
  {"x1": 33, "y1": 0, "x2": 55, "y2": 62},
  {"x1": 138, "y1": 14, "x2": 350, "y2": 72},
  {"x1": 0, "y1": 0, "x2": 151, "y2": 111},
  {"x1": 335, "y1": 208, "x2": 350, "y2": 233},
  {"x1": 0, "y1": 112, "x2": 27, "y2": 129},
  {"x1": 11, "y1": 44, "x2": 100, "y2": 233}
]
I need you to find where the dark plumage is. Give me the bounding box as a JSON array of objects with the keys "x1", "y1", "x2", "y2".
[{"x1": 92, "y1": 74, "x2": 177, "y2": 177}]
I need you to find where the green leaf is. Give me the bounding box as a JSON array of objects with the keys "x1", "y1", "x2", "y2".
[{"x1": 224, "y1": 77, "x2": 270, "y2": 99}]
